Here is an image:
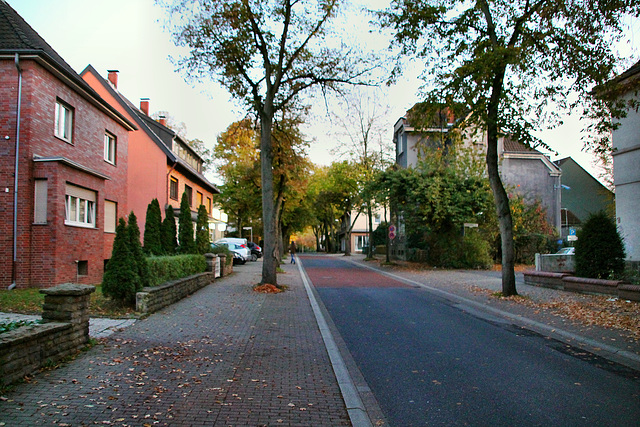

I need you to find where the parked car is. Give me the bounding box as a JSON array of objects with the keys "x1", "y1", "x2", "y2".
[
  {"x1": 216, "y1": 237, "x2": 248, "y2": 246},
  {"x1": 213, "y1": 241, "x2": 251, "y2": 264},
  {"x1": 246, "y1": 242, "x2": 262, "y2": 261},
  {"x1": 556, "y1": 247, "x2": 575, "y2": 255}
]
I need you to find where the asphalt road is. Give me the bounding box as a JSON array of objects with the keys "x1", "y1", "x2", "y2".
[{"x1": 300, "y1": 255, "x2": 640, "y2": 427}]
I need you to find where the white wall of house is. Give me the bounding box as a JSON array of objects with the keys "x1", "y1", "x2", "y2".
[{"x1": 612, "y1": 90, "x2": 640, "y2": 260}]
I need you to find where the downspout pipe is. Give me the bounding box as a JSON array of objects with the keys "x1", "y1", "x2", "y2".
[{"x1": 10, "y1": 53, "x2": 22, "y2": 290}]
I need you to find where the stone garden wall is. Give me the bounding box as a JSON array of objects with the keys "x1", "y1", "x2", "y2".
[{"x1": 0, "y1": 284, "x2": 94, "y2": 385}]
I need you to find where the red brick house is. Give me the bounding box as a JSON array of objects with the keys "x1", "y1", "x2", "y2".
[
  {"x1": 0, "y1": 2, "x2": 136, "y2": 288},
  {"x1": 80, "y1": 67, "x2": 221, "y2": 242}
]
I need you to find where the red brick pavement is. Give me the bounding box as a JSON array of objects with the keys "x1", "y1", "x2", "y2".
[{"x1": 0, "y1": 260, "x2": 350, "y2": 426}]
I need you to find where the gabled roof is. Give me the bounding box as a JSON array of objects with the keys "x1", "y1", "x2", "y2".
[
  {"x1": 80, "y1": 65, "x2": 219, "y2": 194},
  {"x1": 0, "y1": 1, "x2": 135, "y2": 131},
  {"x1": 502, "y1": 137, "x2": 542, "y2": 154},
  {"x1": 554, "y1": 157, "x2": 613, "y2": 194}
]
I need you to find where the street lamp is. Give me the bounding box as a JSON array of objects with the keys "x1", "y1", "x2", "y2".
[{"x1": 242, "y1": 226, "x2": 253, "y2": 242}]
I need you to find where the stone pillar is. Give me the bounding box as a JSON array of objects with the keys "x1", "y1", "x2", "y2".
[
  {"x1": 40, "y1": 284, "x2": 95, "y2": 345},
  {"x1": 218, "y1": 254, "x2": 227, "y2": 277},
  {"x1": 204, "y1": 253, "x2": 216, "y2": 273}
]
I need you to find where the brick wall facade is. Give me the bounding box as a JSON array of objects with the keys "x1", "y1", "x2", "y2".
[{"x1": 0, "y1": 59, "x2": 129, "y2": 288}]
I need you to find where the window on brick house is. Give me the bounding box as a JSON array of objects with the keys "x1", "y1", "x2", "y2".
[
  {"x1": 207, "y1": 197, "x2": 212, "y2": 213},
  {"x1": 34, "y1": 179, "x2": 48, "y2": 224},
  {"x1": 54, "y1": 99, "x2": 73, "y2": 143},
  {"x1": 104, "y1": 200, "x2": 117, "y2": 233},
  {"x1": 170, "y1": 177, "x2": 179, "y2": 200},
  {"x1": 65, "y1": 184, "x2": 96, "y2": 228},
  {"x1": 77, "y1": 260, "x2": 89, "y2": 276},
  {"x1": 104, "y1": 132, "x2": 116, "y2": 164},
  {"x1": 197, "y1": 191, "x2": 203, "y2": 208},
  {"x1": 184, "y1": 185, "x2": 193, "y2": 207}
]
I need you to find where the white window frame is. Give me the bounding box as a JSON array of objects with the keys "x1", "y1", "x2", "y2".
[
  {"x1": 104, "y1": 132, "x2": 116, "y2": 164},
  {"x1": 65, "y1": 184, "x2": 96, "y2": 228},
  {"x1": 54, "y1": 100, "x2": 73, "y2": 143},
  {"x1": 356, "y1": 235, "x2": 369, "y2": 250}
]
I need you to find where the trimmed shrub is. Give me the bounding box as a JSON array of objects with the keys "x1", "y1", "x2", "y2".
[
  {"x1": 103, "y1": 218, "x2": 139, "y2": 304},
  {"x1": 146, "y1": 254, "x2": 207, "y2": 287},
  {"x1": 128, "y1": 211, "x2": 150, "y2": 290},
  {"x1": 575, "y1": 211, "x2": 626, "y2": 279},
  {"x1": 162, "y1": 206, "x2": 178, "y2": 254},
  {"x1": 178, "y1": 191, "x2": 195, "y2": 254},
  {"x1": 424, "y1": 230, "x2": 492, "y2": 269},
  {"x1": 195, "y1": 204, "x2": 211, "y2": 254},
  {"x1": 144, "y1": 198, "x2": 164, "y2": 255}
]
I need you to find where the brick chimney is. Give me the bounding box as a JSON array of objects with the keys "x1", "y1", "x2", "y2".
[
  {"x1": 107, "y1": 70, "x2": 119, "y2": 88},
  {"x1": 158, "y1": 115, "x2": 167, "y2": 127},
  {"x1": 140, "y1": 98, "x2": 149, "y2": 116}
]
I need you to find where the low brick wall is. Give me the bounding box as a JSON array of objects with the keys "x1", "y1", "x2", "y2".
[
  {"x1": 618, "y1": 284, "x2": 640, "y2": 302},
  {"x1": 524, "y1": 271, "x2": 640, "y2": 300},
  {"x1": 0, "y1": 284, "x2": 94, "y2": 386},
  {"x1": 136, "y1": 272, "x2": 215, "y2": 314},
  {"x1": 524, "y1": 271, "x2": 568, "y2": 289},
  {"x1": 562, "y1": 276, "x2": 623, "y2": 295}
]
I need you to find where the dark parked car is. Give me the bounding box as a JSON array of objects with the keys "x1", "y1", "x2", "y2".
[
  {"x1": 212, "y1": 242, "x2": 246, "y2": 265},
  {"x1": 246, "y1": 242, "x2": 262, "y2": 261}
]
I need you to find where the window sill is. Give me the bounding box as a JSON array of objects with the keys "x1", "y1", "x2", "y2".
[
  {"x1": 104, "y1": 159, "x2": 116, "y2": 166},
  {"x1": 65, "y1": 221, "x2": 96, "y2": 229},
  {"x1": 54, "y1": 135, "x2": 73, "y2": 145}
]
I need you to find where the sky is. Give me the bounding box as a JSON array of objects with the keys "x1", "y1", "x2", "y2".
[{"x1": 7, "y1": 0, "x2": 639, "y2": 184}]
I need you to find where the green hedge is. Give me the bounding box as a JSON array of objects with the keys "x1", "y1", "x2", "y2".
[{"x1": 146, "y1": 254, "x2": 207, "y2": 287}]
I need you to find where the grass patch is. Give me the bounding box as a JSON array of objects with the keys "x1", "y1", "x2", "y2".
[
  {"x1": 0, "y1": 287, "x2": 43, "y2": 314},
  {"x1": 0, "y1": 285, "x2": 136, "y2": 318}
]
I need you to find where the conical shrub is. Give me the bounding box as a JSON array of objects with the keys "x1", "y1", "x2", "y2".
[{"x1": 575, "y1": 211, "x2": 626, "y2": 279}]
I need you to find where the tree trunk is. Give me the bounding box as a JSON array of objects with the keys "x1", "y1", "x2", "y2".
[
  {"x1": 367, "y1": 202, "x2": 374, "y2": 258},
  {"x1": 260, "y1": 111, "x2": 278, "y2": 286},
  {"x1": 486, "y1": 68, "x2": 517, "y2": 296},
  {"x1": 343, "y1": 213, "x2": 352, "y2": 256}
]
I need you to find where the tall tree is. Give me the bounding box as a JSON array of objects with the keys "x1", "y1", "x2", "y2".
[
  {"x1": 214, "y1": 119, "x2": 263, "y2": 237},
  {"x1": 166, "y1": 0, "x2": 372, "y2": 286},
  {"x1": 128, "y1": 211, "x2": 150, "y2": 289},
  {"x1": 102, "y1": 218, "x2": 138, "y2": 305},
  {"x1": 144, "y1": 198, "x2": 164, "y2": 255},
  {"x1": 380, "y1": 0, "x2": 638, "y2": 295},
  {"x1": 178, "y1": 191, "x2": 195, "y2": 254},
  {"x1": 195, "y1": 204, "x2": 211, "y2": 254},
  {"x1": 330, "y1": 87, "x2": 394, "y2": 257},
  {"x1": 162, "y1": 205, "x2": 178, "y2": 255}
]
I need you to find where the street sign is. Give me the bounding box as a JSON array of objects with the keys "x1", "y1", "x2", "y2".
[
  {"x1": 389, "y1": 224, "x2": 396, "y2": 240},
  {"x1": 567, "y1": 235, "x2": 578, "y2": 242},
  {"x1": 569, "y1": 227, "x2": 576, "y2": 236}
]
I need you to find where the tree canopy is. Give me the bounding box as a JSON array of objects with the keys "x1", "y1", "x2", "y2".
[
  {"x1": 380, "y1": 0, "x2": 639, "y2": 295},
  {"x1": 166, "y1": 0, "x2": 374, "y2": 286}
]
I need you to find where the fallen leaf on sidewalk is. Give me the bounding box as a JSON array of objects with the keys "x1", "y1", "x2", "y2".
[{"x1": 253, "y1": 284, "x2": 283, "y2": 294}]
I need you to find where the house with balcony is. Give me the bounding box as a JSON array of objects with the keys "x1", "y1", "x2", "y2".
[
  {"x1": 0, "y1": 2, "x2": 136, "y2": 288},
  {"x1": 81, "y1": 67, "x2": 221, "y2": 241}
]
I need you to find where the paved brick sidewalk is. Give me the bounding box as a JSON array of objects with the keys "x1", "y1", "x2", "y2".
[{"x1": 0, "y1": 260, "x2": 350, "y2": 426}]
